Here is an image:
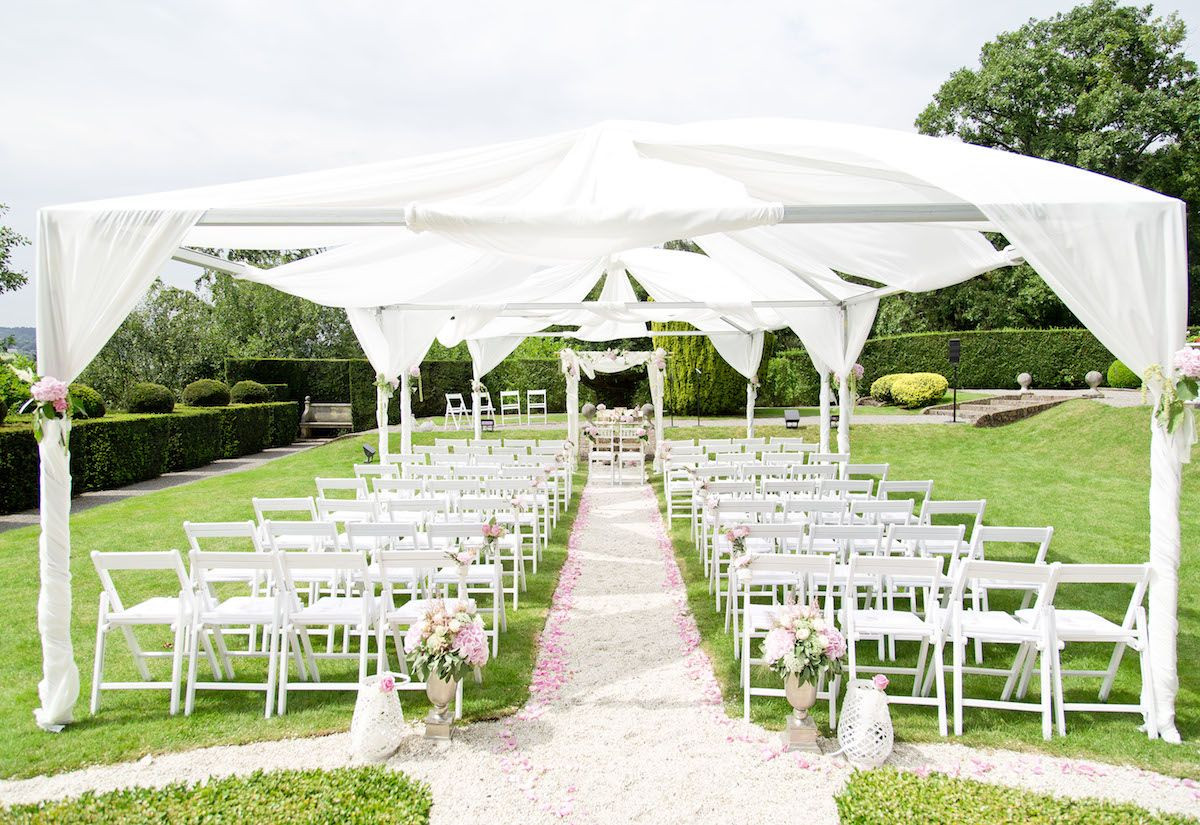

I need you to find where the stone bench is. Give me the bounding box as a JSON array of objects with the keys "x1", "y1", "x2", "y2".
[{"x1": 299, "y1": 396, "x2": 352, "y2": 437}]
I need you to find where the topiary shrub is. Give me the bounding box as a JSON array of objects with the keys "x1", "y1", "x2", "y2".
[
  {"x1": 890, "y1": 372, "x2": 949, "y2": 409},
  {"x1": 183, "y1": 378, "x2": 231, "y2": 407},
  {"x1": 1107, "y1": 359, "x2": 1141, "y2": 389},
  {"x1": 68, "y1": 382, "x2": 106, "y2": 418},
  {"x1": 127, "y1": 382, "x2": 175, "y2": 414},
  {"x1": 230, "y1": 379, "x2": 272, "y2": 404},
  {"x1": 869, "y1": 373, "x2": 905, "y2": 404}
]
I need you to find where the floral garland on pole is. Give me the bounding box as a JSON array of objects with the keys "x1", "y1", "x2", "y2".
[
  {"x1": 408, "y1": 364, "x2": 423, "y2": 402},
  {"x1": 1144, "y1": 344, "x2": 1200, "y2": 434},
  {"x1": 470, "y1": 378, "x2": 487, "y2": 395},
  {"x1": 3, "y1": 356, "x2": 84, "y2": 448}
]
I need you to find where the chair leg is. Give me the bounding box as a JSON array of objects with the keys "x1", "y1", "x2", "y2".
[
  {"x1": 185, "y1": 622, "x2": 201, "y2": 716},
  {"x1": 169, "y1": 619, "x2": 186, "y2": 716},
  {"x1": 375, "y1": 624, "x2": 389, "y2": 673},
  {"x1": 912, "y1": 639, "x2": 929, "y2": 698},
  {"x1": 1038, "y1": 643, "x2": 1052, "y2": 740},
  {"x1": 358, "y1": 622, "x2": 370, "y2": 684},
  {"x1": 952, "y1": 637, "x2": 964, "y2": 736},
  {"x1": 1052, "y1": 642, "x2": 1066, "y2": 737},
  {"x1": 90, "y1": 619, "x2": 107, "y2": 716},
  {"x1": 1099, "y1": 642, "x2": 1127, "y2": 702},
  {"x1": 277, "y1": 625, "x2": 290, "y2": 716},
  {"x1": 933, "y1": 639, "x2": 948, "y2": 737},
  {"x1": 1002, "y1": 642, "x2": 1032, "y2": 701},
  {"x1": 265, "y1": 624, "x2": 279, "y2": 719},
  {"x1": 742, "y1": 624, "x2": 752, "y2": 721}
]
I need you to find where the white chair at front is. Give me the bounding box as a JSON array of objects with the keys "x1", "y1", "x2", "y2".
[
  {"x1": 499, "y1": 390, "x2": 521, "y2": 426},
  {"x1": 185, "y1": 550, "x2": 285, "y2": 718},
  {"x1": 526, "y1": 389, "x2": 548, "y2": 425},
  {"x1": 276, "y1": 550, "x2": 376, "y2": 714},
  {"x1": 843, "y1": 554, "x2": 949, "y2": 736},
  {"x1": 90, "y1": 549, "x2": 203, "y2": 716},
  {"x1": 445, "y1": 392, "x2": 469, "y2": 430}
]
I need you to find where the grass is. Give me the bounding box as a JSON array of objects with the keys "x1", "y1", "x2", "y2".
[
  {"x1": 0, "y1": 427, "x2": 576, "y2": 779},
  {"x1": 834, "y1": 766, "x2": 1197, "y2": 824},
  {"x1": 654, "y1": 401, "x2": 1200, "y2": 778},
  {"x1": 755, "y1": 390, "x2": 993, "y2": 418},
  {"x1": 0, "y1": 766, "x2": 432, "y2": 824}
]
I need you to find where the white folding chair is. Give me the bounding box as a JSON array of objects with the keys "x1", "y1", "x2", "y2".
[
  {"x1": 185, "y1": 550, "x2": 284, "y2": 718},
  {"x1": 526, "y1": 389, "x2": 548, "y2": 424},
  {"x1": 373, "y1": 477, "x2": 425, "y2": 501},
  {"x1": 499, "y1": 390, "x2": 521, "y2": 426},
  {"x1": 817, "y1": 478, "x2": 874, "y2": 500},
  {"x1": 844, "y1": 554, "x2": 949, "y2": 736},
  {"x1": 315, "y1": 477, "x2": 369, "y2": 501},
  {"x1": 845, "y1": 463, "x2": 890, "y2": 482},
  {"x1": 877, "y1": 480, "x2": 935, "y2": 513},
  {"x1": 919, "y1": 499, "x2": 987, "y2": 542},
  {"x1": 444, "y1": 393, "x2": 469, "y2": 430},
  {"x1": 946, "y1": 559, "x2": 1061, "y2": 739},
  {"x1": 354, "y1": 463, "x2": 399, "y2": 480},
  {"x1": 738, "y1": 553, "x2": 840, "y2": 723},
  {"x1": 90, "y1": 550, "x2": 200, "y2": 716},
  {"x1": 725, "y1": 521, "x2": 806, "y2": 642},
  {"x1": 425, "y1": 522, "x2": 507, "y2": 651}
]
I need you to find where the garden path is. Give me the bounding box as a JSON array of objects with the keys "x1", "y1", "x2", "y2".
[{"x1": 1, "y1": 482, "x2": 1196, "y2": 822}]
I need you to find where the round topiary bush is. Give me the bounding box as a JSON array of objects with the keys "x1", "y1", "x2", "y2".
[
  {"x1": 128, "y1": 382, "x2": 176, "y2": 414},
  {"x1": 869, "y1": 373, "x2": 906, "y2": 405},
  {"x1": 230, "y1": 379, "x2": 272, "y2": 404},
  {"x1": 890, "y1": 372, "x2": 950, "y2": 409},
  {"x1": 183, "y1": 379, "x2": 230, "y2": 407},
  {"x1": 68, "y1": 382, "x2": 106, "y2": 418},
  {"x1": 1107, "y1": 359, "x2": 1141, "y2": 389}
]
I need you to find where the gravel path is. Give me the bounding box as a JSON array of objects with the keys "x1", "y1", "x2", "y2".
[{"x1": 2, "y1": 482, "x2": 1197, "y2": 822}]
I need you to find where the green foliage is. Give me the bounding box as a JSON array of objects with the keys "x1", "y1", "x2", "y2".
[
  {"x1": 653, "y1": 323, "x2": 749, "y2": 415},
  {"x1": 834, "y1": 767, "x2": 1196, "y2": 825},
  {"x1": 0, "y1": 204, "x2": 29, "y2": 296},
  {"x1": 869, "y1": 373, "x2": 905, "y2": 404},
  {"x1": 0, "y1": 353, "x2": 33, "y2": 406},
  {"x1": 761, "y1": 353, "x2": 821, "y2": 408},
  {"x1": 126, "y1": 382, "x2": 175, "y2": 414},
  {"x1": 182, "y1": 379, "x2": 230, "y2": 407},
  {"x1": 262, "y1": 382, "x2": 289, "y2": 401},
  {"x1": 225, "y1": 358, "x2": 351, "y2": 403},
  {"x1": 68, "y1": 383, "x2": 106, "y2": 419},
  {"x1": 1108, "y1": 359, "x2": 1142, "y2": 389},
  {"x1": 229, "y1": 380, "x2": 271, "y2": 404},
  {"x1": 0, "y1": 402, "x2": 298, "y2": 514},
  {"x1": 0, "y1": 397, "x2": 6, "y2": 423},
  {"x1": 890, "y1": 372, "x2": 950, "y2": 408},
  {"x1": 1, "y1": 766, "x2": 432, "y2": 825},
  {"x1": 916, "y1": 0, "x2": 1200, "y2": 325},
  {"x1": 348, "y1": 359, "x2": 399, "y2": 431}
]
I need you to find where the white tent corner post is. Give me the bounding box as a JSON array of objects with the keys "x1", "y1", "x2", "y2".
[
  {"x1": 399, "y1": 371, "x2": 413, "y2": 455},
  {"x1": 818, "y1": 368, "x2": 832, "y2": 453},
  {"x1": 836, "y1": 375, "x2": 852, "y2": 455},
  {"x1": 745, "y1": 382, "x2": 757, "y2": 438},
  {"x1": 647, "y1": 358, "x2": 666, "y2": 470},
  {"x1": 34, "y1": 418, "x2": 79, "y2": 732},
  {"x1": 1148, "y1": 418, "x2": 1188, "y2": 743},
  {"x1": 471, "y1": 391, "x2": 482, "y2": 440},
  {"x1": 375, "y1": 384, "x2": 391, "y2": 464}
]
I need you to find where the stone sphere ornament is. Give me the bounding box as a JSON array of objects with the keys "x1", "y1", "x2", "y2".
[
  {"x1": 640, "y1": 403, "x2": 655, "y2": 420},
  {"x1": 1017, "y1": 372, "x2": 1033, "y2": 391},
  {"x1": 1085, "y1": 370, "x2": 1103, "y2": 391},
  {"x1": 581, "y1": 402, "x2": 597, "y2": 422}
]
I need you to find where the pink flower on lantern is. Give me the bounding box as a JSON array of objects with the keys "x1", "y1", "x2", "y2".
[
  {"x1": 1174, "y1": 346, "x2": 1200, "y2": 380},
  {"x1": 30, "y1": 377, "x2": 69, "y2": 405},
  {"x1": 872, "y1": 674, "x2": 890, "y2": 691},
  {"x1": 379, "y1": 674, "x2": 396, "y2": 693}
]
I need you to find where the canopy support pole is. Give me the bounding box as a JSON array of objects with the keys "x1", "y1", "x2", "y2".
[
  {"x1": 399, "y1": 371, "x2": 412, "y2": 455},
  {"x1": 818, "y1": 369, "x2": 831, "y2": 453},
  {"x1": 375, "y1": 386, "x2": 390, "y2": 465},
  {"x1": 745, "y1": 383, "x2": 756, "y2": 438},
  {"x1": 1148, "y1": 422, "x2": 1184, "y2": 742},
  {"x1": 836, "y1": 308, "x2": 852, "y2": 455}
]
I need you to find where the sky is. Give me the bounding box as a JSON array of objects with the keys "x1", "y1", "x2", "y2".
[{"x1": 2, "y1": 0, "x2": 1199, "y2": 326}]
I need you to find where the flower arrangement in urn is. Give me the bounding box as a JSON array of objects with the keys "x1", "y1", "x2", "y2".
[
  {"x1": 405, "y1": 599, "x2": 489, "y2": 739},
  {"x1": 761, "y1": 601, "x2": 846, "y2": 752}
]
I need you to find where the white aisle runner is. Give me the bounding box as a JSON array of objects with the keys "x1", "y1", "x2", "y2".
[{"x1": 3, "y1": 483, "x2": 1197, "y2": 823}]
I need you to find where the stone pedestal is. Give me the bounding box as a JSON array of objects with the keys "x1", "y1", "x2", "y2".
[{"x1": 781, "y1": 714, "x2": 822, "y2": 753}]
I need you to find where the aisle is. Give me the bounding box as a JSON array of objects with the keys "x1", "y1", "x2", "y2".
[{"x1": 3, "y1": 481, "x2": 1196, "y2": 823}]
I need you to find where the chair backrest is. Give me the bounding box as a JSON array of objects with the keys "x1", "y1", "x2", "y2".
[
  {"x1": 808, "y1": 452, "x2": 849, "y2": 465},
  {"x1": 970, "y1": 526, "x2": 1054, "y2": 564},
  {"x1": 92, "y1": 550, "x2": 192, "y2": 612},
  {"x1": 344, "y1": 520, "x2": 420, "y2": 552},
  {"x1": 781, "y1": 498, "x2": 849, "y2": 525},
  {"x1": 262, "y1": 519, "x2": 340, "y2": 552},
  {"x1": 849, "y1": 499, "x2": 914, "y2": 526},
  {"x1": 846, "y1": 555, "x2": 945, "y2": 616},
  {"x1": 877, "y1": 479, "x2": 935, "y2": 506},
  {"x1": 741, "y1": 554, "x2": 837, "y2": 615},
  {"x1": 817, "y1": 478, "x2": 874, "y2": 500},
  {"x1": 386, "y1": 453, "x2": 427, "y2": 466},
  {"x1": 457, "y1": 496, "x2": 514, "y2": 518},
  {"x1": 445, "y1": 393, "x2": 467, "y2": 412},
  {"x1": 253, "y1": 496, "x2": 318, "y2": 525},
  {"x1": 424, "y1": 521, "x2": 488, "y2": 548},
  {"x1": 704, "y1": 480, "x2": 757, "y2": 498},
  {"x1": 184, "y1": 520, "x2": 264, "y2": 553},
  {"x1": 316, "y1": 497, "x2": 378, "y2": 523},
  {"x1": 770, "y1": 438, "x2": 817, "y2": 452},
  {"x1": 376, "y1": 549, "x2": 448, "y2": 595},
  {"x1": 698, "y1": 438, "x2": 732, "y2": 453},
  {"x1": 806, "y1": 523, "x2": 885, "y2": 559},
  {"x1": 413, "y1": 444, "x2": 449, "y2": 455},
  {"x1": 1052, "y1": 563, "x2": 1150, "y2": 631},
  {"x1": 763, "y1": 479, "x2": 819, "y2": 499},
  {"x1": 384, "y1": 497, "x2": 449, "y2": 524},
  {"x1": 919, "y1": 499, "x2": 987, "y2": 539},
  {"x1": 714, "y1": 499, "x2": 779, "y2": 523},
  {"x1": 278, "y1": 549, "x2": 370, "y2": 596},
  {"x1": 436, "y1": 437, "x2": 469, "y2": 449},
  {"x1": 315, "y1": 477, "x2": 368, "y2": 500},
  {"x1": 354, "y1": 463, "x2": 399, "y2": 479},
  {"x1": 427, "y1": 479, "x2": 481, "y2": 497},
  {"x1": 527, "y1": 389, "x2": 547, "y2": 408},
  {"x1": 845, "y1": 463, "x2": 890, "y2": 481},
  {"x1": 732, "y1": 438, "x2": 766, "y2": 450},
  {"x1": 504, "y1": 438, "x2": 537, "y2": 448},
  {"x1": 740, "y1": 522, "x2": 805, "y2": 552},
  {"x1": 373, "y1": 477, "x2": 425, "y2": 497},
  {"x1": 189, "y1": 549, "x2": 281, "y2": 593},
  {"x1": 796, "y1": 464, "x2": 839, "y2": 481},
  {"x1": 883, "y1": 523, "x2": 966, "y2": 559},
  {"x1": 951, "y1": 559, "x2": 1059, "y2": 614}
]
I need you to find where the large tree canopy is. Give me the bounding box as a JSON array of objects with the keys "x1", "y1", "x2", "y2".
[
  {"x1": 0, "y1": 204, "x2": 29, "y2": 296},
  {"x1": 913, "y1": 0, "x2": 1200, "y2": 325}
]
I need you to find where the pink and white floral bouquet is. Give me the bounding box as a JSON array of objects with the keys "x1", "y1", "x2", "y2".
[
  {"x1": 724, "y1": 524, "x2": 751, "y2": 555},
  {"x1": 404, "y1": 599, "x2": 489, "y2": 682},
  {"x1": 761, "y1": 602, "x2": 845, "y2": 686},
  {"x1": 656, "y1": 441, "x2": 673, "y2": 461},
  {"x1": 583, "y1": 425, "x2": 601, "y2": 445},
  {"x1": 481, "y1": 517, "x2": 507, "y2": 557},
  {"x1": 652, "y1": 347, "x2": 668, "y2": 371},
  {"x1": 4, "y1": 354, "x2": 85, "y2": 446},
  {"x1": 633, "y1": 426, "x2": 648, "y2": 443}
]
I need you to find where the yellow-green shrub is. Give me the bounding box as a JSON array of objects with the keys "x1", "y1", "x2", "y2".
[
  {"x1": 890, "y1": 372, "x2": 949, "y2": 408},
  {"x1": 869, "y1": 373, "x2": 906, "y2": 404}
]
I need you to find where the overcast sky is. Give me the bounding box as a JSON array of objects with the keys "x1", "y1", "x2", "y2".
[{"x1": 3, "y1": 0, "x2": 1199, "y2": 326}]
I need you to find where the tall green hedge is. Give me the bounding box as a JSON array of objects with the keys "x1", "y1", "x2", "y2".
[
  {"x1": 652, "y1": 324, "x2": 759, "y2": 415},
  {"x1": 225, "y1": 358, "x2": 351, "y2": 402},
  {"x1": 0, "y1": 402, "x2": 298, "y2": 514}
]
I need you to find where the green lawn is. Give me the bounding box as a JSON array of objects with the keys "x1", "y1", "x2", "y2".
[
  {"x1": 755, "y1": 390, "x2": 993, "y2": 418},
  {"x1": 0, "y1": 427, "x2": 577, "y2": 779},
  {"x1": 655, "y1": 401, "x2": 1200, "y2": 778}
]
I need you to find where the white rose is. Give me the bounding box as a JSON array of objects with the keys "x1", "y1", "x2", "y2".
[
  {"x1": 795, "y1": 626, "x2": 811, "y2": 641},
  {"x1": 812, "y1": 618, "x2": 826, "y2": 632},
  {"x1": 449, "y1": 620, "x2": 461, "y2": 632},
  {"x1": 816, "y1": 634, "x2": 830, "y2": 650}
]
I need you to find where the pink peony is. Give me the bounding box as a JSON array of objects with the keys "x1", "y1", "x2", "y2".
[
  {"x1": 408, "y1": 365, "x2": 421, "y2": 378},
  {"x1": 52, "y1": 397, "x2": 69, "y2": 413},
  {"x1": 30, "y1": 377, "x2": 68, "y2": 404},
  {"x1": 403, "y1": 623, "x2": 423, "y2": 654},
  {"x1": 762, "y1": 627, "x2": 795, "y2": 664},
  {"x1": 823, "y1": 627, "x2": 846, "y2": 659},
  {"x1": 1174, "y1": 346, "x2": 1200, "y2": 380},
  {"x1": 873, "y1": 673, "x2": 890, "y2": 691},
  {"x1": 379, "y1": 674, "x2": 396, "y2": 693},
  {"x1": 453, "y1": 621, "x2": 489, "y2": 667}
]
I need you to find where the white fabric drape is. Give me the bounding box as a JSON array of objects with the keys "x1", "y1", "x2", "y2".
[
  {"x1": 648, "y1": 361, "x2": 666, "y2": 467},
  {"x1": 34, "y1": 419, "x2": 76, "y2": 732},
  {"x1": 818, "y1": 368, "x2": 832, "y2": 453},
  {"x1": 399, "y1": 371, "x2": 413, "y2": 455}
]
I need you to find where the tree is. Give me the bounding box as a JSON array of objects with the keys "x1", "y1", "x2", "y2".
[
  {"x1": 0, "y1": 204, "x2": 29, "y2": 295},
  {"x1": 914, "y1": 0, "x2": 1200, "y2": 325}
]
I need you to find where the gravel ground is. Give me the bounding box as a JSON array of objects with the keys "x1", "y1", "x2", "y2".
[{"x1": 2, "y1": 482, "x2": 1197, "y2": 822}]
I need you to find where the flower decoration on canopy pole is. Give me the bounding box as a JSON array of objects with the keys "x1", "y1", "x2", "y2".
[
  {"x1": 1144, "y1": 344, "x2": 1200, "y2": 434},
  {"x1": 3, "y1": 356, "x2": 86, "y2": 448},
  {"x1": 470, "y1": 379, "x2": 487, "y2": 395},
  {"x1": 408, "y1": 364, "x2": 423, "y2": 401},
  {"x1": 651, "y1": 347, "x2": 668, "y2": 372},
  {"x1": 831, "y1": 363, "x2": 865, "y2": 399},
  {"x1": 373, "y1": 372, "x2": 398, "y2": 398},
  {"x1": 559, "y1": 348, "x2": 581, "y2": 380}
]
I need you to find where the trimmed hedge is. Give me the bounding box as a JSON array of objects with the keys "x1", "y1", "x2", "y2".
[
  {"x1": 127, "y1": 382, "x2": 175, "y2": 414},
  {"x1": 1107, "y1": 359, "x2": 1142, "y2": 389},
  {"x1": 834, "y1": 767, "x2": 1195, "y2": 824},
  {"x1": 230, "y1": 379, "x2": 272, "y2": 404},
  {"x1": 182, "y1": 379, "x2": 230, "y2": 407},
  {"x1": 0, "y1": 402, "x2": 298, "y2": 514},
  {"x1": 225, "y1": 357, "x2": 351, "y2": 403},
  {"x1": 1, "y1": 765, "x2": 432, "y2": 824},
  {"x1": 68, "y1": 383, "x2": 106, "y2": 419},
  {"x1": 263, "y1": 382, "x2": 289, "y2": 401},
  {"x1": 653, "y1": 324, "x2": 748, "y2": 415}
]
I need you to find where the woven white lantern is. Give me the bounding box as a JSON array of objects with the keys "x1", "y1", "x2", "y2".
[
  {"x1": 836, "y1": 679, "x2": 894, "y2": 767},
  {"x1": 350, "y1": 673, "x2": 409, "y2": 761}
]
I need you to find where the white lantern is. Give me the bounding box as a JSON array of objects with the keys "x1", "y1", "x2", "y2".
[
  {"x1": 349, "y1": 673, "x2": 409, "y2": 761},
  {"x1": 836, "y1": 679, "x2": 894, "y2": 767}
]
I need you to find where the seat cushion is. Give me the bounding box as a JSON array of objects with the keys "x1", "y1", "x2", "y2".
[{"x1": 291, "y1": 595, "x2": 372, "y2": 624}]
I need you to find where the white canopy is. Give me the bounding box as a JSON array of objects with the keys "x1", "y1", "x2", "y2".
[{"x1": 33, "y1": 119, "x2": 1191, "y2": 741}]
